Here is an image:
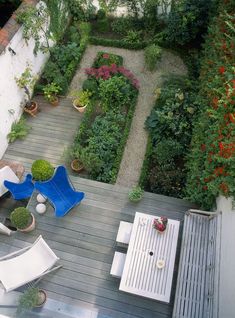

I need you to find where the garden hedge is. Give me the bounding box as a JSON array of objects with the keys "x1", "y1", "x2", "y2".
[{"x1": 185, "y1": 0, "x2": 235, "y2": 209}]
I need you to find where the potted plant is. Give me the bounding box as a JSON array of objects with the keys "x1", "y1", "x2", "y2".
[
  {"x1": 10, "y1": 207, "x2": 35, "y2": 232},
  {"x1": 128, "y1": 186, "x2": 144, "y2": 202},
  {"x1": 31, "y1": 159, "x2": 54, "y2": 181},
  {"x1": 42, "y1": 82, "x2": 61, "y2": 106},
  {"x1": 72, "y1": 90, "x2": 92, "y2": 113},
  {"x1": 15, "y1": 65, "x2": 38, "y2": 117},
  {"x1": 17, "y1": 287, "x2": 47, "y2": 315},
  {"x1": 153, "y1": 217, "x2": 168, "y2": 233}
]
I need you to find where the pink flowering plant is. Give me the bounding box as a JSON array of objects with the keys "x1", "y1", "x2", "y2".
[
  {"x1": 85, "y1": 64, "x2": 140, "y2": 90},
  {"x1": 93, "y1": 51, "x2": 123, "y2": 68},
  {"x1": 153, "y1": 217, "x2": 168, "y2": 232}
]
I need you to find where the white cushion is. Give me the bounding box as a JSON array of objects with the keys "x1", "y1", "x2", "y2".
[
  {"x1": 0, "y1": 166, "x2": 19, "y2": 197},
  {"x1": 116, "y1": 221, "x2": 133, "y2": 245},
  {"x1": 110, "y1": 252, "x2": 126, "y2": 278}
]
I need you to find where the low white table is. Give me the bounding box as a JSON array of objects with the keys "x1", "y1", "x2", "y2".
[{"x1": 119, "y1": 212, "x2": 180, "y2": 302}]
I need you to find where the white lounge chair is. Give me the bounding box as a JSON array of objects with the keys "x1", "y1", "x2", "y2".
[
  {"x1": 0, "y1": 236, "x2": 61, "y2": 293},
  {"x1": 0, "y1": 166, "x2": 19, "y2": 197}
]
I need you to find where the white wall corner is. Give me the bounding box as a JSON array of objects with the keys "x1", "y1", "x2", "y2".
[{"x1": 216, "y1": 195, "x2": 235, "y2": 213}]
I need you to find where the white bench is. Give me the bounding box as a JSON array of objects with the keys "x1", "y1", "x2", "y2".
[
  {"x1": 116, "y1": 221, "x2": 133, "y2": 247},
  {"x1": 110, "y1": 252, "x2": 126, "y2": 278}
]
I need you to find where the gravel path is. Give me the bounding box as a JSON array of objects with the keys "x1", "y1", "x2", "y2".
[{"x1": 69, "y1": 45, "x2": 187, "y2": 187}]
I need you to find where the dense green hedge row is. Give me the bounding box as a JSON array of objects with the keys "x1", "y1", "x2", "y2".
[
  {"x1": 185, "y1": 0, "x2": 235, "y2": 209},
  {"x1": 89, "y1": 36, "x2": 148, "y2": 50}
]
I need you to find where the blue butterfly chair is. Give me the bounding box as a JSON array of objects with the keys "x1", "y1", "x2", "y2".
[
  {"x1": 4, "y1": 174, "x2": 34, "y2": 200},
  {"x1": 34, "y1": 166, "x2": 85, "y2": 217}
]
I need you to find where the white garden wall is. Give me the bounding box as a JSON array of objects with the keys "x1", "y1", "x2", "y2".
[{"x1": 0, "y1": 28, "x2": 49, "y2": 159}]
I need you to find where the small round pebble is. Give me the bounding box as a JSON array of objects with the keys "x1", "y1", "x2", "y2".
[
  {"x1": 36, "y1": 203, "x2": 46, "y2": 214},
  {"x1": 37, "y1": 194, "x2": 47, "y2": 203}
]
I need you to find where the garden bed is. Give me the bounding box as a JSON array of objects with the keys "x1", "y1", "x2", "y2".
[{"x1": 69, "y1": 51, "x2": 139, "y2": 184}]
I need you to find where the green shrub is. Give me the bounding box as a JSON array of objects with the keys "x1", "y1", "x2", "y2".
[
  {"x1": 93, "y1": 51, "x2": 123, "y2": 68},
  {"x1": 128, "y1": 186, "x2": 144, "y2": 202},
  {"x1": 7, "y1": 117, "x2": 30, "y2": 143},
  {"x1": 96, "y1": 18, "x2": 109, "y2": 33},
  {"x1": 124, "y1": 30, "x2": 142, "y2": 44},
  {"x1": 51, "y1": 43, "x2": 81, "y2": 74},
  {"x1": 17, "y1": 287, "x2": 40, "y2": 315},
  {"x1": 99, "y1": 75, "x2": 132, "y2": 112},
  {"x1": 67, "y1": 25, "x2": 80, "y2": 44},
  {"x1": 31, "y1": 159, "x2": 54, "y2": 181},
  {"x1": 83, "y1": 111, "x2": 126, "y2": 183},
  {"x1": 165, "y1": 0, "x2": 215, "y2": 46},
  {"x1": 79, "y1": 21, "x2": 91, "y2": 39},
  {"x1": 82, "y1": 78, "x2": 99, "y2": 97},
  {"x1": 144, "y1": 77, "x2": 200, "y2": 198},
  {"x1": 97, "y1": 9, "x2": 106, "y2": 20},
  {"x1": 144, "y1": 44, "x2": 162, "y2": 71},
  {"x1": 10, "y1": 207, "x2": 31, "y2": 230}
]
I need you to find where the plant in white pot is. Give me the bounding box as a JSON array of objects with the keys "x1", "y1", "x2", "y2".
[
  {"x1": 72, "y1": 90, "x2": 92, "y2": 113},
  {"x1": 10, "y1": 207, "x2": 35, "y2": 232}
]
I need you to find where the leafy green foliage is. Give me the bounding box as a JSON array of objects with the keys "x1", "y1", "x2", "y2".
[
  {"x1": 82, "y1": 78, "x2": 99, "y2": 97},
  {"x1": 111, "y1": 16, "x2": 134, "y2": 35},
  {"x1": 144, "y1": 44, "x2": 162, "y2": 71},
  {"x1": 128, "y1": 186, "x2": 144, "y2": 202},
  {"x1": 165, "y1": 0, "x2": 215, "y2": 45},
  {"x1": 96, "y1": 18, "x2": 109, "y2": 32},
  {"x1": 10, "y1": 207, "x2": 31, "y2": 230},
  {"x1": 99, "y1": 75, "x2": 132, "y2": 112},
  {"x1": 31, "y1": 159, "x2": 54, "y2": 181},
  {"x1": 124, "y1": 30, "x2": 142, "y2": 44},
  {"x1": 7, "y1": 117, "x2": 30, "y2": 143},
  {"x1": 43, "y1": 82, "x2": 61, "y2": 102},
  {"x1": 97, "y1": 9, "x2": 106, "y2": 20},
  {"x1": 17, "y1": 287, "x2": 40, "y2": 315},
  {"x1": 144, "y1": 77, "x2": 200, "y2": 198},
  {"x1": 68, "y1": 0, "x2": 96, "y2": 21},
  {"x1": 83, "y1": 111, "x2": 126, "y2": 182},
  {"x1": 51, "y1": 43, "x2": 81, "y2": 74},
  {"x1": 67, "y1": 25, "x2": 81, "y2": 44}
]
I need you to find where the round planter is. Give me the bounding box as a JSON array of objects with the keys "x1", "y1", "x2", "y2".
[
  {"x1": 24, "y1": 101, "x2": 38, "y2": 117},
  {"x1": 36, "y1": 289, "x2": 47, "y2": 307},
  {"x1": 73, "y1": 99, "x2": 87, "y2": 113},
  {"x1": 71, "y1": 159, "x2": 84, "y2": 173},
  {"x1": 50, "y1": 97, "x2": 59, "y2": 106},
  {"x1": 18, "y1": 213, "x2": 35, "y2": 233}
]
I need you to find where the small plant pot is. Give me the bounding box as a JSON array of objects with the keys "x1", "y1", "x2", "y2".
[
  {"x1": 18, "y1": 213, "x2": 35, "y2": 233},
  {"x1": 71, "y1": 159, "x2": 84, "y2": 173},
  {"x1": 73, "y1": 99, "x2": 87, "y2": 113},
  {"x1": 50, "y1": 97, "x2": 59, "y2": 106},
  {"x1": 24, "y1": 101, "x2": 38, "y2": 117},
  {"x1": 36, "y1": 290, "x2": 47, "y2": 307}
]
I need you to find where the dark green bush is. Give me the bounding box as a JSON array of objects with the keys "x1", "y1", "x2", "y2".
[
  {"x1": 143, "y1": 77, "x2": 200, "y2": 197},
  {"x1": 31, "y1": 159, "x2": 54, "y2": 181},
  {"x1": 165, "y1": 0, "x2": 215, "y2": 46},
  {"x1": 51, "y1": 43, "x2": 81, "y2": 74},
  {"x1": 67, "y1": 25, "x2": 80, "y2": 44},
  {"x1": 96, "y1": 18, "x2": 109, "y2": 33},
  {"x1": 97, "y1": 9, "x2": 106, "y2": 20},
  {"x1": 111, "y1": 16, "x2": 134, "y2": 35},
  {"x1": 124, "y1": 30, "x2": 142, "y2": 44},
  {"x1": 82, "y1": 78, "x2": 99, "y2": 97},
  {"x1": 10, "y1": 207, "x2": 31, "y2": 230}
]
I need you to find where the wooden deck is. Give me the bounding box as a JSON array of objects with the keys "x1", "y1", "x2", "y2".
[{"x1": 0, "y1": 95, "x2": 196, "y2": 317}]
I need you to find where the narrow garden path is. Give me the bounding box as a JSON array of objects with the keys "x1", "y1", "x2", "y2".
[{"x1": 69, "y1": 45, "x2": 187, "y2": 187}]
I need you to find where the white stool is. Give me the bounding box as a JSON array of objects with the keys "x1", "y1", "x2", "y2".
[
  {"x1": 116, "y1": 221, "x2": 133, "y2": 247},
  {"x1": 110, "y1": 252, "x2": 126, "y2": 278}
]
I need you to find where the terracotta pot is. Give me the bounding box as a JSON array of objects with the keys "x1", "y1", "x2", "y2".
[
  {"x1": 36, "y1": 290, "x2": 47, "y2": 307},
  {"x1": 18, "y1": 213, "x2": 35, "y2": 233},
  {"x1": 24, "y1": 101, "x2": 38, "y2": 117},
  {"x1": 73, "y1": 99, "x2": 87, "y2": 113},
  {"x1": 50, "y1": 97, "x2": 59, "y2": 106},
  {"x1": 71, "y1": 159, "x2": 84, "y2": 173}
]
